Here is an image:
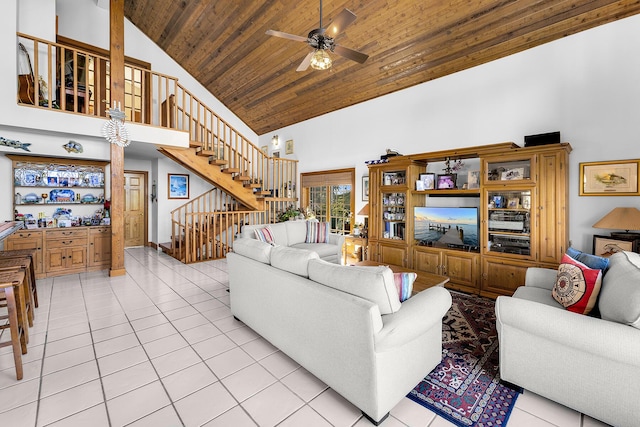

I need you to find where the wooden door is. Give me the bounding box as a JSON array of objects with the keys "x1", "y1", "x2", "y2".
[{"x1": 124, "y1": 172, "x2": 146, "y2": 247}]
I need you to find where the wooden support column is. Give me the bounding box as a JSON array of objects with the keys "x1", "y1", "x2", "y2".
[{"x1": 109, "y1": 0, "x2": 126, "y2": 277}]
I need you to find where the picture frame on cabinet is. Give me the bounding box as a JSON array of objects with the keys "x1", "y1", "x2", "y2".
[
  {"x1": 362, "y1": 176, "x2": 369, "y2": 201},
  {"x1": 467, "y1": 170, "x2": 480, "y2": 189},
  {"x1": 436, "y1": 174, "x2": 456, "y2": 189},
  {"x1": 507, "y1": 197, "x2": 520, "y2": 208},
  {"x1": 580, "y1": 159, "x2": 640, "y2": 196},
  {"x1": 415, "y1": 180, "x2": 425, "y2": 191},
  {"x1": 168, "y1": 173, "x2": 189, "y2": 199},
  {"x1": 420, "y1": 173, "x2": 435, "y2": 190}
]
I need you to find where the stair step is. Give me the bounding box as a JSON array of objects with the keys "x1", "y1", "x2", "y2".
[
  {"x1": 257, "y1": 190, "x2": 272, "y2": 196},
  {"x1": 234, "y1": 175, "x2": 251, "y2": 182},
  {"x1": 210, "y1": 159, "x2": 228, "y2": 166},
  {"x1": 189, "y1": 141, "x2": 203, "y2": 148},
  {"x1": 244, "y1": 183, "x2": 261, "y2": 188},
  {"x1": 222, "y1": 167, "x2": 240, "y2": 174},
  {"x1": 197, "y1": 149, "x2": 216, "y2": 157}
]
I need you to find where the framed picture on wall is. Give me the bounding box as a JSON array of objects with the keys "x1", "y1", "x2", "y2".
[
  {"x1": 285, "y1": 139, "x2": 294, "y2": 155},
  {"x1": 168, "y1": 173, "x2": 189, "y2": 199},
  {"x1": 362, "y1": 176, "x2": 369, "y2": 201},
  {"x1": 580, "y1": 159, "x2": 640, "y2": 195}
]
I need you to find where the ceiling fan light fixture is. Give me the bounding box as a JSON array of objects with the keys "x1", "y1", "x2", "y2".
[{"x1": 310, "y1": 49, "x2": 332, "y2": 70}]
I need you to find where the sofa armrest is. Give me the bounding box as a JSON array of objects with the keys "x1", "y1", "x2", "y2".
[
  {"x1": 328, "y1": 233, "x2": 345, "y2": 254},
  {"x1": 524, "y1": 267, "x2": 558, "y2": 291},
  {"x1": 496, "y1": 296, "x2": 640, "y2": 365},
  {"x1": 375, "y1": 287, "x2": 452, "y2": 352}
]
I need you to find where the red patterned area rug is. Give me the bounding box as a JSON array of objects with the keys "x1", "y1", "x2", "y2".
[{"x1": 408, "y1": 291, "x2": 521, "y2": 427}]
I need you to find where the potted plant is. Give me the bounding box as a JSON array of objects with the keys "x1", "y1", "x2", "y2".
[{"x1": 277, "y1": 205, "x2": 301, "y2": 222}]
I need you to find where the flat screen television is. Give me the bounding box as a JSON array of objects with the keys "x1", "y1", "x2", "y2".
[{"x1": 414, "y1": 206, "x2": 479, "y2": 249}]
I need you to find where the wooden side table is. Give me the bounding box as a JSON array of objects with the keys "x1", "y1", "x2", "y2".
[{"x1": 343, "y1": 235, "x2": 368, "y2": 265}]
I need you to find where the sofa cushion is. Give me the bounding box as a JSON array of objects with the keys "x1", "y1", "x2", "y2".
[
  {"x1": 305, "y1": 221, "x2": 329, "y2": 243},
  {"x1": 231, "y1": 238, "x2": 272, "y2": 264},
  {"x1": 599, "y1": 251, "x2": 640, "y2": 329},
  {"x1": 552, "y1": 254, "x2": 602, "y2": 315},
  {"x1": 254, "y1": 226, "x2": 275, "y2": 244},
  {"x1": 270, "y1": 246, "x2": 319, "y2": 277},
  {"x1": 290, "y1": 242, "x2": 337, "y2": 259},
  {"x1": 284, "y1": 220, "x2": 308, "y2": 245},
  {"x1": 566, "y1": 247, "x2": 610, "y2": 272},
  {"x1": 394, "y1": 272, "x2": 416, "y2": 302},
  {"x1": 308, "y1": 259, "x2": 401, "y2": 314}
]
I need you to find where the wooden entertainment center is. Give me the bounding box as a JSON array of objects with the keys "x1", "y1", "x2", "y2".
[{"x1": 366, "y1": 142, "x2": 571, "y2": 298}]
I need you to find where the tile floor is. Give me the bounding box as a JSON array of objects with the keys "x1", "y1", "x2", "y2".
[{"x1": 0, "y1": 247, "x2": 613, "y2": 427}]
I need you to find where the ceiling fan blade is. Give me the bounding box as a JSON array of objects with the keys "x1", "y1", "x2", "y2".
[
  {"x1": 326, "y1": 8, "x2": 357, "y2": 38},
  {"x1": 333, "y1": 44, "x2": 368, "y2": 64},
  {"x1": 266, "y1": 29, "x2": 308, "y2": 43},
  {"x1": 296, "y1": 52, "x2": 313, "y2": 72}
]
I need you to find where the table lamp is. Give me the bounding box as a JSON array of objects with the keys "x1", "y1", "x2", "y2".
[
  {"x1": 592, "y1": 207, "x2": 640, "y2": 239},
  {"x1": 358, "y1": 203, "x2": 369, "y2": 238}
]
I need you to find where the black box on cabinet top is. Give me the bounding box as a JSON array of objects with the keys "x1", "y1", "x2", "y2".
[{"x1": 524, "y1": 131, "x2": 560, "y2": 147}]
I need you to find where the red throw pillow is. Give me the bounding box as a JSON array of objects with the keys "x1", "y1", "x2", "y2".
[{"x1": 552, "y1": 254, "x2": 602, "y2": 315}]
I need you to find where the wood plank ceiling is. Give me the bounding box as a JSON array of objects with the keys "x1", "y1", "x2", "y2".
[{"x1": 124, "y1": 1, "x2": 640, "y2": 136}]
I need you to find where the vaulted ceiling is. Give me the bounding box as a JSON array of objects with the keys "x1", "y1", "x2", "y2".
[{"x1": 124, "y1": 1, "x2": 640, "y2": 136}]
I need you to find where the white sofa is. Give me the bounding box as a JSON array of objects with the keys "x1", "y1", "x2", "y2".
[
  {"x1": 239, "y1": 221, "x2": 344, "y2": 263},
  {"x1": 227, "y1": 238, "x2": 452, "y2": 425},
  {"x1": 495, "y1": 251, "x2": 640, "y2": 427}
]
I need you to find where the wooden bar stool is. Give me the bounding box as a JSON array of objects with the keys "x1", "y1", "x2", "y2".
[
  {"x1": 0, "y1": 249, "x2": 38, "y2": 307},
  {"x1": 0, "y1": 258, "x2": 34, "y2": 338},
  {"x1": 0, "y1": 270, "x2": 28, "y2": 380}
]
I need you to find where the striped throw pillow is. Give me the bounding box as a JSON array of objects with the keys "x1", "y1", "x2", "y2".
[
  {"x1": 394, "y1": 272, "x2": 416, "y2": 302},
  {"x1": 254, "y1": 227, "x2": 275, "y2": 244},
  {"x1": 305, "y1": 221, "x2": 329, "y2": 243}
]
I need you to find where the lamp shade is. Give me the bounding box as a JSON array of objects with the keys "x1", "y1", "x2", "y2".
[
  {"x1": 592, "y1": 207, "x2": 640, "y2": 232},
  {"x1": 357, "y1": 203, "x2": 369, "y2": 216}
]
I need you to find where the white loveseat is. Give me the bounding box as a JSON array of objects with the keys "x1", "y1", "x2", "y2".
[
  {"x1": 495, "y1": 251, "x2": 640, "y2": 427},
  {"x1": 239, "y1": 221, "x2": 344, "y2": 263},
  {"x1": 227, "y1": 238, "x2": 452, "y2": 425}
]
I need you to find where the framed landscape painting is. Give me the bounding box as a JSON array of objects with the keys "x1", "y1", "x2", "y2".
[
  {"x1": 168, "y1": 173, "x2": 189, "y2": 199},
  {"x1": 580, "y1": 159, "x2": 640, "y2": 195}
]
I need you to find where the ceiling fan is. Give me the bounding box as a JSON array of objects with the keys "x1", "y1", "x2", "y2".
[{"x1": 266, "y1": 0, "x2": 369, "y2": 71}]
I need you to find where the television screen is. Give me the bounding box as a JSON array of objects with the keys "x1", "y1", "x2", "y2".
[{"x1": 414, "y1": 206, "x2": 479, "y2": 249}]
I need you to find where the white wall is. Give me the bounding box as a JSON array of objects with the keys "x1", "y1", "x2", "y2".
[{"x1": 262, "y1": 14, "x2": 640, "y2": 252}]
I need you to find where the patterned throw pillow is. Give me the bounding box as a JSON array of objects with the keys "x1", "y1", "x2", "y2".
[
  {"x1": 254, "y1": 227, "x2": 275, "y2": 244},
  {"x1": 552, "y1": 254, "x2": 603, "y2": 315},
  {"x1": 394, "y1": 272, "x2": 417, "y2": 302},
  {"x1": 305, "y1": 221, "x2": 329, "y2": 243}
]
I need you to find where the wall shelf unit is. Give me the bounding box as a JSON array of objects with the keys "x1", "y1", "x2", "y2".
[
  {"x1": 5, "y1": 154, "x2": 111, "y2": 278},
  {"x1": 367, "y1": 142, "x2": 571, "y2": 298}
]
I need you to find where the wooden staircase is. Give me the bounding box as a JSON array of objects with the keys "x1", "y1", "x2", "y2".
[{"x1": 158, "y1": 144, "x2": 268, "y2": 212}]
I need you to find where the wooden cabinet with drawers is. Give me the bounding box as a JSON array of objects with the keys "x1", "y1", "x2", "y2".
[
  {"x1": 4, "y1": 230, "x2": 44, "y2": 276},
  {"x1": 5, "y1": 226, "x2": 110, "y2": 278},
  {"x1": 45, "y1": 228, "x2": 88, "y2": 274}
]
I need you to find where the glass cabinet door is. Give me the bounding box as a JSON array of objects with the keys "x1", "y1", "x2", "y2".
[
  {"x1": 483, "y1": 155, "x2": 535, "y2": 185},
  {"x1": 485, "y1": 189, "x2": 533, "y2": 257},
  {"x1": 381, "y1": 192, "x2": 406, "y2": 240}
]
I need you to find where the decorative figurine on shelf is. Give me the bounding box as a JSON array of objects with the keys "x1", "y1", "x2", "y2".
[{"x1": 104, "y1": 199, "x2": 111, "y2": 218}]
